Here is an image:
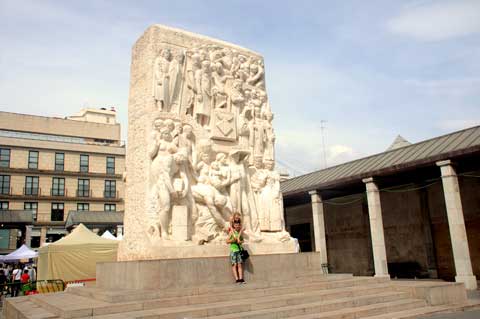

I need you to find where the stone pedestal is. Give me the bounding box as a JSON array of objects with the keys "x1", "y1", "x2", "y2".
[
  {"x1": 309, "y1": 190, "x2": 328, "y2": 266},
  {"x1": 98, "y1": 252, "x2": 322, "y2": 290},
  {"x1": 171, "y1": 205, "x2": 191, "y2": 241},
  {"x1": 437, "y1": 160, "x2": 477, "y2": 290},
  {"x1": 363, "y1": 177, "x2": 389, "y2": 278}
]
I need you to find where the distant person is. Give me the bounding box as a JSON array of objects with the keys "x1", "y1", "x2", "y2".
[
  {"x1": 11, "y1": 264, "x2": 22, "y2": 297},
  {"x1": 0, "y1": 269, "x2": 7, "y2": 295},
  {"x1": 227, "y1": 219, "x2": 245, "y2": 284},
  {"x1": 20, "y1": 269, "x2": 30, "y2": 284}
]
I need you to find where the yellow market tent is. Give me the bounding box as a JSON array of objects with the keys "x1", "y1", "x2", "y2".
[{"x1": 38, "y1": 224, "x2": 118, "y2": 282}]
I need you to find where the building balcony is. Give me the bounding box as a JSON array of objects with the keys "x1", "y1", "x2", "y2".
[
  {"x1": 50, "y1": 189, "x2": 66, "y2": 196},
  {"x1": 24, "y1": 187, "x2": 40, "y2": 196},
  {"x1": 103, "y1": 191, "x2": 118, "y2": 199},
  {"x1": 76, "y1": 189, "x2": 91, "y2": 198},
  {"x1": 0, "y1": 188, "x2": 122, "y2": 202}
]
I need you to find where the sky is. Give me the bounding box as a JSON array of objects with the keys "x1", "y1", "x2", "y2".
[{"x1": 0, "y1": 0, "x2": 479, "y2": 176}]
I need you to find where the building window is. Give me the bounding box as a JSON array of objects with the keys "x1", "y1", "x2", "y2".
[
  {"x1": 55, "y1": 153, "x2": 64, "y2": 171},
  {"x1": 77, "y1": 179, "x2": 90, "y2": 197},
  {"x1": 51, "y1": 177, "x2": 65, "y2": 196},
  {"x1": 0, "y1": 175, "x2": 10, "y2": 195},
  {"x1": 0, "y1": 149, "x2": 10, "y2": 168},
  {"x1": 24, "y1": 202, "x2": 38, "y2": 221},
  {"x1": 51, "y1": 203, "x2": 64, "y2": 221},
  {"x1": 77, "y1": 203, "x2": 90, "y2": 211},
  {"x1": 25, "y1": 176, "x2": 39, "y2": 195},
  {"x1": 80, "y1": 154, "x2": 89, "y2": 173},
  {"x1": 106, "y1": 156, "x2": 115, "y2": 174},
  {"x1": 104, "y1": 204, "x2": 116, "y2": 212},
  {"x1": 0, "y1": 201, "x2": 8, "y2": 210},
  {"x1": 28, "y1": 150, "x2": 39, "y2": 169},
  {"x1": 104, "y1": 180, "x2": 116, "y2": 198}
]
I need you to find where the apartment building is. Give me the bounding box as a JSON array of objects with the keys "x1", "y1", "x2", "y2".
[{"x1": 0, "y1": 109, "x2": 125, "y2": 251}]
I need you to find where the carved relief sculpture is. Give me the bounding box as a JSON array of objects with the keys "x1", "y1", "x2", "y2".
[{"x1": 119, "y1": 25, "x2": 295, "y2": 261}]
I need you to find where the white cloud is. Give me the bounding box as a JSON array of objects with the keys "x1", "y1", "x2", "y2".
[{"x1": 387, "y1": 0, "x2": 480, "y2": 41}]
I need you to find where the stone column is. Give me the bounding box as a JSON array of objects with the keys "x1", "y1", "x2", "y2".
[
  {"x1": 308, "y1": 190, "x2": 328, "y2": 266},
  {"x1": 25, "y1": 226, "x2": 32, "y2": 247},
  {"x1": 363, "y1": 177, "x2": 389, "y2": 278},
  {"x1": 40, "y1": 227, "x2": 47, "y2": 246},
  {"x1": 436, "y1": 160, "x2": 477, "y2": 290}
]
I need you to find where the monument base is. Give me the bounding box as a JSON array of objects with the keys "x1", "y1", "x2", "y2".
[
  {"x1": 117, "y1": 234, "x2": 298, "y2": 261},
  {"x1": 99, "y1": 251, "x2": 316, "y2": 290},
  {"x1": 3, "y1": 253, "x2": 474, "y2": 319}
]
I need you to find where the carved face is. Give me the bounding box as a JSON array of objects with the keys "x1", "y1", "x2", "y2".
[
  {"x1": 161, "y1": 49, "x2": 172, "y2": 60},
  {"x1": 201, "y1": 60, "x2": 211, "y2": 72},
  {"x1": 174, "y1": 123, "x2": 182, "y2": 133},
  {"x1": 254, "y1": 157, "x2": 263, "y2": 169},
  {"x1": 249, "y1": 64, "x2": 258, "y2": 73},
  {"x1": 174, "y1": 52, "x2": 185, "y2": 64},
  {"x1": 183, "y1": 125, "x2": 193, "y2": 136},
  {"x1": 264, "y1": 160, "x2": 274, "y2": 170},
  {"x1": 201, "y1": 152, "x2": 210, "y2": 163},
  {"x1": 164, "y1": 119, "x2": 174, "y2": 132}
]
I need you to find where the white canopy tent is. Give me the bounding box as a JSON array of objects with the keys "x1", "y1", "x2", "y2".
[
  {"x1": 100, "y1": 230, "x2": 120, "y2": 240},
  {"x1": 1, "y1": 244, "x2": 38, "y2": 262}
]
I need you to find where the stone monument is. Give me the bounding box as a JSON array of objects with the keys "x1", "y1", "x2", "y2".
[{"x1": 118, "y1": 25, "x2": 295, "y2": 261}]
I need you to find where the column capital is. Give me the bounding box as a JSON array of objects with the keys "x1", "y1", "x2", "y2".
[
  {"x1": 436, "y1": 159, "x2": 452, "y2": 167},
  {"x1": 309, "y1": 190, "x2": 322, "y2": 203},
  {"x1": 362, "y1": 177, "x2": 375, "y2": 184}
]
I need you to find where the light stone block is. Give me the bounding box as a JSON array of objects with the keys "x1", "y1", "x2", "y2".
[{"x1": 119, "y1": 24, "x2": 294, "y2": 261}]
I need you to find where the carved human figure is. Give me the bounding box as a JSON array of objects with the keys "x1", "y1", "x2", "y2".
[
  {"x1": 169, "y1": 50, "x2": 185, "y2": 114},
  {"x1": 185, "y1": 53, "x2": 202, "y2": 117},
  {"x1": 195, "y1": 60, "x2": 213, "y2": 127},
  {"x1": 211, "y1": 62, "x2": 230, "y2": 110},
  {"x1": 230, "y1": 79, "x2": 245, "y2": 118},
  {"x1": 177, "y1": 124, "x2": 196, "y2": 166},
  {"x1": 229, "y1": 150, "x2": 260, "y2": 237},
  {"x1": 153, "y1": 49, "x2": 172, "y2": 111},
  {"x1": 209, "y1": 153, "x2": 231, "y2": 195},
  {"x1": 263, "y1": 112, "x2": 275, "y2": 162},
  {"x1": 172, "y1": 148, "x2": 197, "y2": 227},
  {"x1": 247, "y1": 62, "x2": 265, "y2": 88},
  {"x1": 249, "y1": 157, "x2": 268, "y2": 230},
  {"x1": 262, "y1": 160, "x2": 285, "y2": 232},
  {"x1": 148, "y1": 122, "x2": 178, "y2": 239},
  {"x1": 250, "y1": 94, "x2": 266, "y2": 160}
]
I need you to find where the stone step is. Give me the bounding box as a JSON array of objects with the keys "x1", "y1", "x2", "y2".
[
  {"x1": 285, "y1": 298, "x2": 427, "y2": 319},
  {"x1": 69, "y1": 275, "x2": 385, "y2": 304},
  {"x1": 144, "y1": 283, "x2": 393, "y2": 309},
  {"x1": 30, "y1": 281, "x2": 398, "y2": 318},
  {"x1": 2, "y1": 296, "x2": 58, "y2": 319},
  {"x1": 142, "y1": 282, "x2": 397, "y2": 312},
  {"x1": 363, "y1": 302, "x2": 480, "y2": 319},
  {"x1": 70, "y1": 273, "x2": 353, "y2": 301},
  {"x1": 136, "y1": 290, "x2": 412, "y2": 319}
]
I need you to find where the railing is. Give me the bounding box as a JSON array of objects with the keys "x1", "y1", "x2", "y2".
[
  {"x1": 50, "y1": 188, "x2": 66, "y2": 196},
  {"x1": 0, "y1": 188, "x2": 121, "y2": 201},
  {"x1": 23, "y1": 187, "x2": 39, "y2": 196},
  {"x1": 76, "y1": 189, "x2": 91, "y2": 197},
  {"x1": 104, "y1": 190, "x2": 118, "y2": 199},
  {"x1": 0, "y1": 279, "x2": 65, "y2": 297}
]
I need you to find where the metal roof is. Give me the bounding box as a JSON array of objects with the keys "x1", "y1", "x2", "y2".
[
  {"x1": 0, "y1": 210, "x2": 34, "y2": 224},
  {"x1": 65, "y1": 211, "x2": 124, "y2": 229},
  {"x1": 281, "y1": 125, "x2": 480, "y2": 195}
]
